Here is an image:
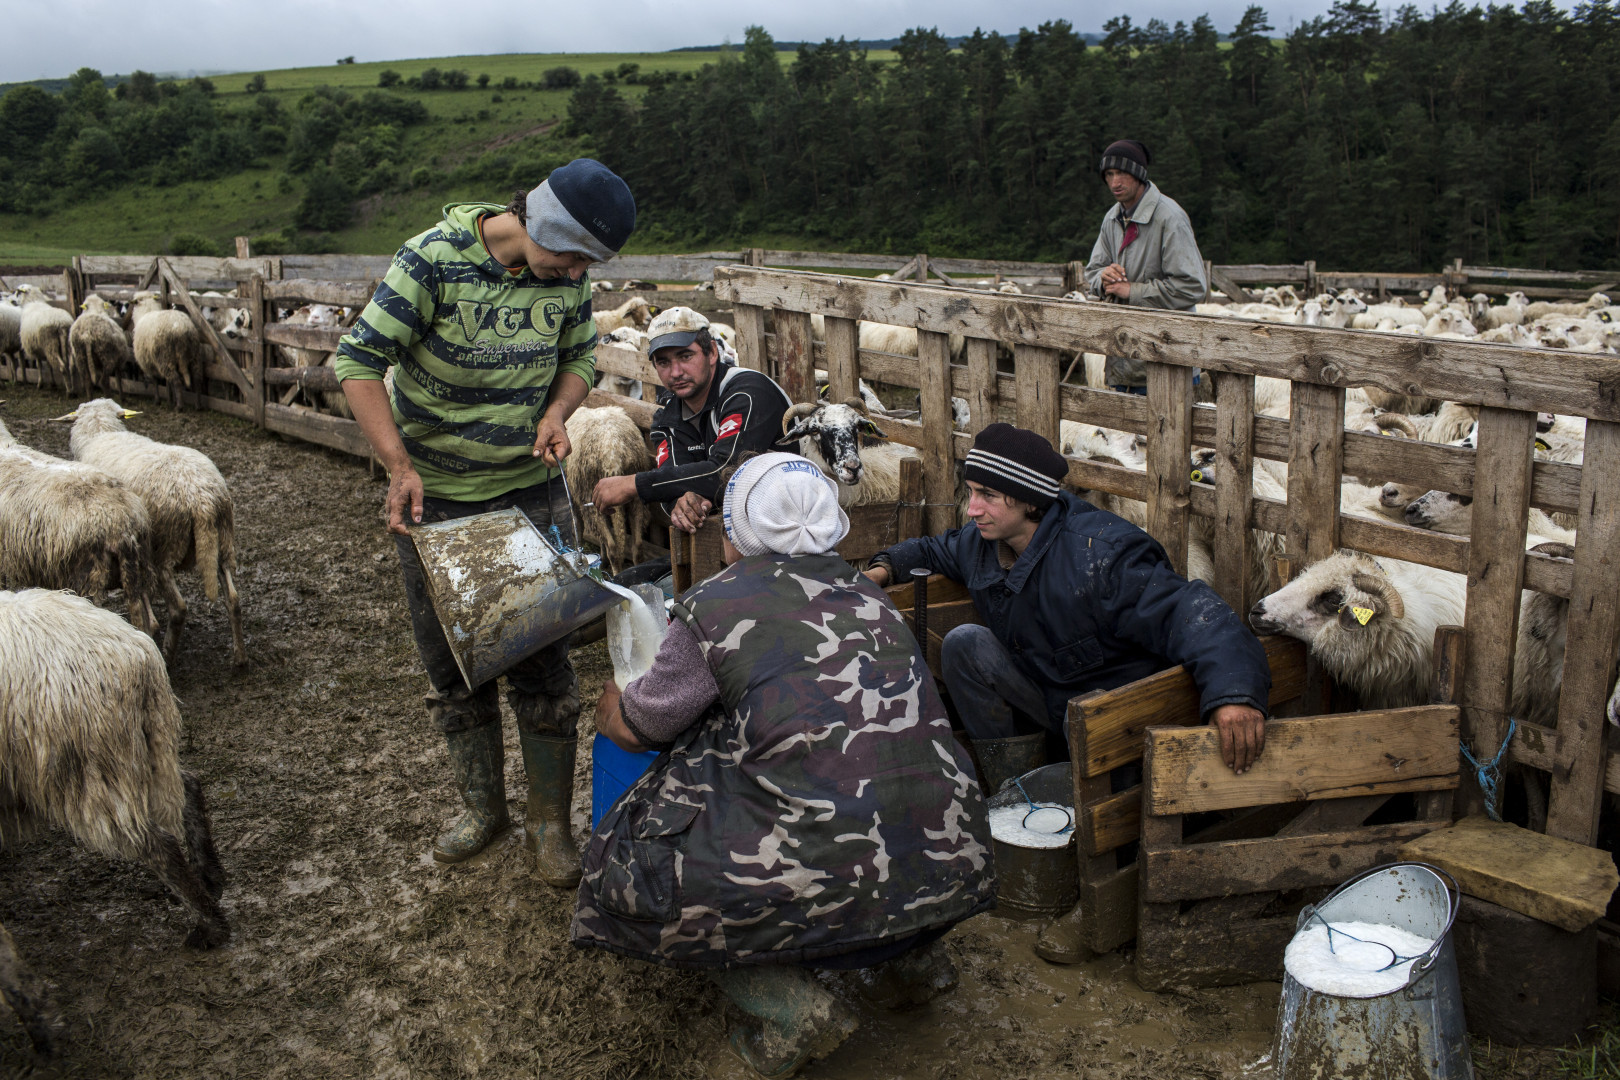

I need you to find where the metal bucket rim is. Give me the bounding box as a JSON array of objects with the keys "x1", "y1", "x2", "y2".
[{"x1": 1296, "y1": 861, "x2": 1460, "y2": 995}]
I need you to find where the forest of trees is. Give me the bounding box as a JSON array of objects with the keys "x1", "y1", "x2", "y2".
[{"x1": 570, "y1": 2, "x2": 1620, "y2": 270}]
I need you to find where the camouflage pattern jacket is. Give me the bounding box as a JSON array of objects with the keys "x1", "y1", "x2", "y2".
[{"x1": 571, "y1": 553, "x2": 995, "y2": 969}]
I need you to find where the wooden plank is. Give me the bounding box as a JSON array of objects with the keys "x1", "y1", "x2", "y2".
[
  {"x1": 1141, "y1": 821, "x2": 1448, "y2": 903},
  {"x1": 917, "y1": 329, "x2": 957, "y2": 536},
  {"x1": 1215, "y1": 264, "x2": 1311, "y2": 285},
  {"x1": 1013, "y1": 344, "x2": 1062, "y2": 449},
  {"x1": 263, "y1": 323, "x2": 348, "y2": 351},
  {"x1": 733, "y1": 303, "x2": 767, "y2": 375},
  {"x1": 1081, "y1": 786, "x2": 1141, "y2": 858},
  {"x1": 1207, "y1": 266, "x2": 1254, "y2": 304},
  {"x1": 1285, "y1": 381, "x2": 1345, "y2": 566},
  {"x1": 822, "y1": 315, "x2": 859, "y2": 405},
  {"x1": 1060, "y1": 383, "x2": 1150, "y2": 434},
  {"x1": 593, "y1": 342, "x2": 660, "y2": 384},
  {"x1": 246, "y1": 274, "x2": 268, "y2": 427},
  {"x1": 1545, "y1": 419, "x2": 1620, "y2": 844},
  {"x1": 80, "y1": 254, "x2": 279, "y2": 280},
  {"x1": 1083, "y1": 865, "x2": 1140, "y2": 954},
  {"x1": 1462, "y1": 265, "x2": 1620, "y2": 284},
  {"x1": 964, "y1": 338, "x2": 997, "y2": 435},
  {"x1": 1459, "y1": 408, "x2": 1537, "y2": 817},
  {"x1": 263, "y1": 278, "x2": 377, "y2": 307},
  {"x1": 1071, "y1": 634, "x2": 1309, "y2": 779},
  {"x1": 1212, "y1": 372, "x2": 1255, "y2": 614},
  {"x1": 1144, "y1": 706, "x2": 1460, "y2": 816},
  {"x1": 712, "y1": 268, "x2": 1620, "y2": 423},
  {"x1": 775, "y1": 309, "x2": 816, "y2": 405},
  {"x1": 1399, "y1": 816, "x2": 1620, "y2": 932},
  {"x1": 1135, "y1": 898, "x2": 1297, "y2": 989},
  {"x1": 884, "y1": 573, "x2": 970, "y2": 611},
  {"x1": 263, "y1": 402, "x2": 370, "y2": 457},
  {"x1": 1274, "y1": 794, "x2": 1391, "y2": 837},
  {"x1": 1145, "y1": 362, "x2": 1194, "y2": 574},
  {"x1": 896, "y1": 457, "x2": 922, "y2": 541},
  {"x1": 263, "y1": 365, "x2": 341, "y2": 392}
]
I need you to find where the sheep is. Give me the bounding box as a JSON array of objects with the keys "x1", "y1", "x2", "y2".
[
  {"x1": 1351, "y1": 304, "x2": 1425, "y2": 330},
  {"x1": 1422, "y1": 308, "x2": 1477, "y2": 338},
  {"x1": 596, "y1": 326, "x2": 649, "y2": 401},
  {"x1": 69, "y1": 294, "x2": 132, "y2": 394},
  {"x1": 562, "y1": 405, "x2": 651, "y2": 574},
  {"x1": 592, "y1": 296, "x2": 656, "y2": 336},
  {"x1": 64, "y1": 399, "x2": 244, "y2": 665},
  {"x1": 20, "y1": 295, "x2": 73, "y2": 389},
  {"x1": 0, "y1": 298, "x2": 21, "y2": 377},
  {"x1": 0, "y1": 586, "x2": 230, "y2": 1053},
  {"x1": 0, "y1": 417, "x2": 159, "y2": 637},
  {"x1": 1524, "y1": 293, "x2": 1610, "y2": 323},
  {"x1": 781, "y1": 400, "x2": 921, "y2": 508},
  {"x1": 130, "y1": 297, "x2": 200, "y2": 409},
  {"x1": 1402, "y1": 487, "x2": 1565, "y2": 539}
]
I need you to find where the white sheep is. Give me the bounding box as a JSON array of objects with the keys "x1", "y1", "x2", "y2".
[
  {"x1": 65, "y1": 399, "x2": 244, "y2": 664},
  {"x1": 1423, "y1": 308, "x2": 1477, "y2": 338},
  {"x1": 0, "y1": 586, "x2": 230, "y2": 1053},
  {"x1": 130, "y1": 295, "x2": 199, "y2": 409},
  {"x1": 0, "y1": 299, "x2": 21, "y2": 378},
  {"x1": 20, "y1": 295, "x2": 73, "y2": 390},
  {"x1": 782, "y1": 400, "x2": 921, "y2": 507},
  {"x1": 69, "y1": 294, "x2": 132, "y2": 395},
  {"x1": 0, "y1": 417, "x2": 159, "y2": 637},
  {"x1": 1524, "y1": 293, "x2": 1610, "y2": 323},
  {"x1": 593, "y1": 296, "x2": 656, "y2": 336},
  {"x1": 562, "y1": 405, "x2": 651, "y2": 573}
]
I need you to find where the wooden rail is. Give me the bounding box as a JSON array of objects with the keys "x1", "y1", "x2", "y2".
[{"x1": 711, "y1": 265, "x2": 1620, "y2": 848}]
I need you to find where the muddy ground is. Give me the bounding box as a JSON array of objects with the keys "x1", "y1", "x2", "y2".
[{"x1": 0, "y1": 383, "x2": 1586, "y2": 1080}]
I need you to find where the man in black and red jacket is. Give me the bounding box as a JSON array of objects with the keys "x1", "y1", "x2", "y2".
[{"x1": 592, "y1": 306, "x2": 795, "y2": 532}]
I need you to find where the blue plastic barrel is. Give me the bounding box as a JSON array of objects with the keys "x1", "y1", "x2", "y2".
[{"x1": 592, "y1": 733, "x2": 660, "y2": 828}]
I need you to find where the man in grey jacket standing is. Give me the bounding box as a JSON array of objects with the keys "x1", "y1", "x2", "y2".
[{"x1": 1084, "y1": 139, "x2": 1208, "y2": 393}]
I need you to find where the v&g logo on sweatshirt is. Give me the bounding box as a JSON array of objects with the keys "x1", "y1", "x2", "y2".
[{"x1": 453, "y1": 299, "x2": 565, "y2": 340}]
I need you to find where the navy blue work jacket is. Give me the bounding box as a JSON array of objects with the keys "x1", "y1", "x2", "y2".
[{"x1": 876, "y1": 492, "x2": 1271, "y2": 731}]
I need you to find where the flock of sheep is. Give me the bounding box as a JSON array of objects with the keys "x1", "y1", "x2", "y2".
[{"x1": 0, "y1": 391, "x2": 242, "y2": 1055}]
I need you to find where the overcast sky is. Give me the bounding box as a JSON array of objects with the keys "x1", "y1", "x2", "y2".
[{"x1": 2, "y1": 0, "x2": 1438, "y2": 83}]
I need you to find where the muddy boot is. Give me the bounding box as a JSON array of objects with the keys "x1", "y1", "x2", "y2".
[
  {"x1": 855, "y1": 938, "x2": 959, "y2": 1010},
  {"x1": 712, "y1": 966, "x2": 858, "y2": 1079},
  {"x1": 432, "y1": 721, "x2": 510, "y2": 864},
  {"x1": 971, "y1": 732, "x2": 1046, "y2": 798},
  {"x1": 519, "y1": 732, "x2": 582, "y2": 888},
  {"x1": 1034, "y1": 900, "x2": 1089, "y2": 965}
]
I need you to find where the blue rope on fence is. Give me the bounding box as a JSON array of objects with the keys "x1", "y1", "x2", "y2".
[{"x1": 1460, "y1": 717, "x2": 1518, "y2": 822}]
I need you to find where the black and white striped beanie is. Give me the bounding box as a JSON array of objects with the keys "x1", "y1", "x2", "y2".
[
  {"x1": 962, "y1": 423, "x2": 1068, "y2": 510},
  {"x1": 1098, "y1": 139, "x2": 1151, "y2": 183}
]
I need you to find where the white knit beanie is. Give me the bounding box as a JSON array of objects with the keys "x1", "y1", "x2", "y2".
[{"x1": 722, "y1": 453, "x2": 849, "y2": 557}]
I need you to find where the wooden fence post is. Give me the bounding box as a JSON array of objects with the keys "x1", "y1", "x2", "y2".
[
  {"x1": 1544, "y1": 420, "x2": 1620, "y2": 843},
  {"x1": 1063, "y1": 261, "x2": 1086, "y2": 295},
  {"x1": 247, "y1": 273, "x2": 269, "y2": 428},
  {"x1": 964, "y1": 338, "x2": 998, "y2": 435},
  {"x1": 1284, "y1": 382, "x2": 1345, "y2": 566},
  {"x1": 1014, "y1": 344, "x2": 1061, "y2": 449},
  {"x1": 915, "y1": 254, "x2": 929, "y2": 283},
  {"x1": 1213, "y1": 373, "x2": 1257, "y2": 616},
  {"x1": 733, "y1": 303, "x2": 768, "y2": 375},
  {"x1": 1145, "y1": 361, "x2": 1193, "y2": 575},
  {"x1": 1304, "y1": 260, "x2": 1317, "y2": 297},
  {"x1": 1458, "y1": 407, "x2": 1536, "y2": 818},
  {"x1": 776, "y1": 310, "x2": 816, "y2": 405},
  {"x1": 235, "y1": 236, "x2": 252, "y2": 259},
  {"x1": 918, "y1": 330, "x2": 957, "y2": 535},
  {"x1": 822, "y1": 316, "x2": 860, "y2": 404}
]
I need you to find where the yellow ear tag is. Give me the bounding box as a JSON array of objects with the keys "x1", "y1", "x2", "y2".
[
  {"x1": 1190, "y1": 469, "x2": 1203, "y2": 483},
  {"x1": 1351, "y1": 606, "x2": 1375, "y2": 625},
  {"x1": 1535, "y1": 438, "x2": 1551, "y2": 451}
]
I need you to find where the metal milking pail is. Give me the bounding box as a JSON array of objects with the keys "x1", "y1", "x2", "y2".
[
  {"x1": 1273, "y1": 862, "x2": 1471, "y2": 1080},
  {"x1": 409, "y1": 507, "x2": 618, "y2": 688},
  {"x1": 985, "y1": 762, "x2": 1080, "y2": 920}
]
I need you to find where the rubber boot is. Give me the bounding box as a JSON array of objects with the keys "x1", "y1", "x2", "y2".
[
  {"x1": 855, "y1": 938, "x2": 959, "y2": 1010},
  {"x1": 432, "y1": 722, "x2": 510, "y2": 864},
  {"x1": 971, "y1": 732, "x2": 1046, "y2": 798},
  {"x1": 711, "y1": 966, "x2": 858, "y2": 1079},
  {"x1": 519, "y1": 732, "x2": 582, "y2": 888},
  {"x1": 1034, "y1": 900, "x2": 1089, "y2": 965}
]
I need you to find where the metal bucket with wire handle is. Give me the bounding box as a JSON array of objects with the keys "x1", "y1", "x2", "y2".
[
  {"x1": 1272, "y1": 862, "x2": 1472, "y2": 1080},
  {"x1": 409, "y1": 505, "x2": 617, "y2": 689},
  {"x1": 985, "y1": 762, "x2": 1079, "y2": 920}
]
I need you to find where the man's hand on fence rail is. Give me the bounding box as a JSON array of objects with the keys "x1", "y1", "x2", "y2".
[{"x1": 1209, "y1": 703, "x2": 1267, "y2": 775}]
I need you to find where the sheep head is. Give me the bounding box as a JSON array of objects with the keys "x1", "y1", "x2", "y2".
[
  {"x1": 782, "y1": 401, "x2": 868, "y2": 486},
  {"x1": 1249, "y1": 552, "x2": 1403, "y2": 648}
]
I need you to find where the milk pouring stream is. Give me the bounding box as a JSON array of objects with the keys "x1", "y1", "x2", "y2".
[{"x1": 603, "y1": 582, "x2": 668, "y2": 686}]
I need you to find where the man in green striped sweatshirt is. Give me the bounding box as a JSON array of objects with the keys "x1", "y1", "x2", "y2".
[{"x1": 335, "y1": 159, "x2": 635, "y2": 884}]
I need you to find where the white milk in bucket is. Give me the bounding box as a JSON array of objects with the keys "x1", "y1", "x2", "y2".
[
  {"x1": 1284, "y1": 918, "x2": 1437, "y2": 998},
  {"x1": 602, "y1": 582, "x2": 668, "y2": 686}
]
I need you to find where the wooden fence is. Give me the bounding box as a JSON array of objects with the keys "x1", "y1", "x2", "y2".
[
  {"x1": 4, "y1": 253, "x2": 1618, "y2": 850},
  {"x1": 711, "y1": 265, "x2": 1620, "y2": 850},
  {"x1": 6, "y1": 250, "x2": 1613, "y2": 300}
]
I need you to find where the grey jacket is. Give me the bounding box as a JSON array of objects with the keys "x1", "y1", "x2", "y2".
[{"x1": 1084, "y1": 183, "x2": 1208, "y2": 387}]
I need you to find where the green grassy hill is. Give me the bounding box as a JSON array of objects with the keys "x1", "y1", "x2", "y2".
[{"x1": 0, "y1": 49, "x2": 897, "y2": 264}]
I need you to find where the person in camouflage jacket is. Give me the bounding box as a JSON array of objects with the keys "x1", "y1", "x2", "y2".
[{"x1": 574, "y1": 453, "x2": 994, "y2": 1077}]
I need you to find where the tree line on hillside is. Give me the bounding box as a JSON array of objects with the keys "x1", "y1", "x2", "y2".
[
  {"x1": 0, "y1": 68, "x2": 430, "y2": 250},
  {"x1": 568, "y1": 3, "x2": 1620, "y2": 271}
]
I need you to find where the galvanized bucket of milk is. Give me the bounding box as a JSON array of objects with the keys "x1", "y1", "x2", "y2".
[
  {"x1": 410, "y1": 507, "x2": 618, "y2": 688},
  {"x1": 1273, "y1": 862, "x2": 1471, "y2": 1080},
  {"x1": 986, "y1": 762, "x2": 1079, "y2": 920}
]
